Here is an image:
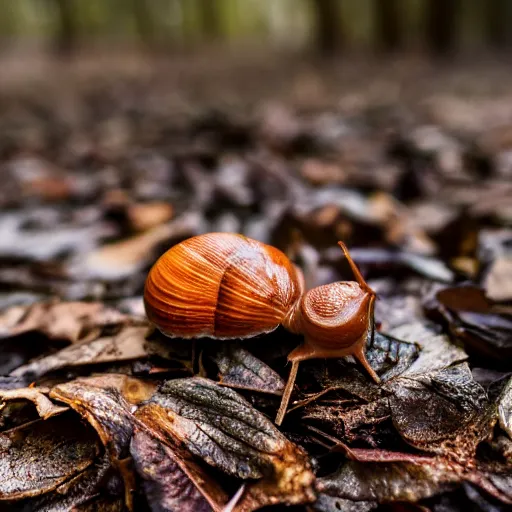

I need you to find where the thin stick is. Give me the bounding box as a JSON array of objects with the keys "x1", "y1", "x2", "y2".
[
  {"x1": 337, "y1": 241, "x2": 373, "y2": 294},
  {"x1": 275, "y1": 360, "x2": 300, "y2": 426}
]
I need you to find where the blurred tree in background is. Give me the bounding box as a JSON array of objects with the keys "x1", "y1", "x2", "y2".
[{"x1": 0, "y1": 0, "x2": 511, "y2": 57}]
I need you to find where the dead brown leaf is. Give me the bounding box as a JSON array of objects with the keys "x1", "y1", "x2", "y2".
[
  {"x1": 11, "y1": 325, "x2": 150, "y2": 379},
  {"x1": 0, "y1": 300, "x2": 129, "y2": 343},
  {"x1": 0, "y1": 387, "x2": 68, "y2": 419}
]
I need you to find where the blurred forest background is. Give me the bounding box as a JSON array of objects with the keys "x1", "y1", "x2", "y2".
[{"x1": 0, "y1": 0, "x2": 511, "y2": 57}]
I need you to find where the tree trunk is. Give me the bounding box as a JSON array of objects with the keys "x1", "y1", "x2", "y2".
[
  {"x1": 425, "y1": 0, "x2": 459, "y2": 56},
  {"x1": 485, "y1": 0, "x2": 508, "y2": 48},
  {"x1": 52, "y1": 0, "x2": 78, "y2": 55},
  {"x1": 132, "y1": 0, "x2": 154, "y2": 47},
  {"x1": 374, "y1": 0, "x2": 403, "y2": 52},
  {"x1": 198, "y1": 0, "x2": 221, "y2": 41},
  {"x1": 310, "y1": 0, "x2": 343, "y2": 57}
]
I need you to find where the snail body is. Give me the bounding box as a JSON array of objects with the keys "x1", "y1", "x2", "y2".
[{"x1": 144, "y1": 232, "x2": 379, "y2": 425}]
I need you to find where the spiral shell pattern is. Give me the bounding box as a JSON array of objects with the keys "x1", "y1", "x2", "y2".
[{"x1": 144, "y1": 233, "x2": 303, "y2": 339}]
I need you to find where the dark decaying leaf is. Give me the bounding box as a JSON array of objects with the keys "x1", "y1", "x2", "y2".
[
  {"x1": 50, "y1": 375, "x2": 156, "y2": 511},
  {"x1": 318, "y1": 447, "x2": 512, "y2": 505},
  {"x1": 498, "y1": 377, "x2": 512, "y2": 439},
  {"x1": 301, "y1": 327, "x2": 493, "y2": 460},
  {"x1": 0, "y1": 413, "x2": 100, "y2": 500},
  {"x1": 0, "y1": 387, "x2": 68, "y2": 419},
  {"x1": 366, "y1": 331, "x2": 421, "y2": 381},
  {"x1": 135, "y1": 377, "x2": 316, "y2": 509},
  {"x1": 15, "y1": 454, "x2": 124, "y2": 512},
  {"x1": 427, "y1": 284, "x2": 512, "y2": 363},
  {"x1": 318, "y1": 452, "x2": 461, "y2": 502},
  {"x1": 387, "y1": 363, "x2": 493, "y2": 460},
  {"x1": 131, "y1": 428, "x2": 229, "y2": 512},
  {"x1": 11, "y1": 325, "x2": 150, "y2": 379},
  {"x1": 209, "y1": 343, "x2": 285, "y2": 395}
]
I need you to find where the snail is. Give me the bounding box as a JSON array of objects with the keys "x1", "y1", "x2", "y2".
[{"x1": 144, "y1": 232, "x2": 379, "y2": 425}]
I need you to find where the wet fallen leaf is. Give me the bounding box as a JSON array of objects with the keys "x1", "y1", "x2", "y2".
[
  {"x1": 17, "y1": 454, "x2": 124, "y2": 512},
  {"x1": 135, "y1": 377, "x2": 316, "y2": 509},
  {"x1": 387, "y1": 363, "x2": 494, "y2": 461},
  {"x1": 318, "y1": 447, "x2": 512, "y2": 505},
  {"x1": 210, "y1": 343, "x2": 285, "y2": 395},
  {"x1": 0, "y1": 414, "x2": 99, "y2": 500},
  {"x1": 50, "y1": 375, "x2": 155, "y2": 457},
  {"x1": 131, "y1": 428, "x2": 229, "y2": 512},
  {"x1": 389, "y1": 322, "x2": 468, "y2": 375}
]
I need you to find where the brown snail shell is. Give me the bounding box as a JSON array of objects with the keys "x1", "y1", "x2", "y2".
[{"x1": 144, "y1": 232, "x2": 304, "y2": 339}]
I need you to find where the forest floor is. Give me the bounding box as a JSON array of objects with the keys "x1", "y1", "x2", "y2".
[{"x1": 0, "y1": 51, "x2": 511, "y2": 512}]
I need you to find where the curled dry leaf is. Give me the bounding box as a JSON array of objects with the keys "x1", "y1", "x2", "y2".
[
  {"x1": 135, "y1": 377, "x2": 316, "y2": 510},
  {"x1": 0, "y1": 387, "x2": 68, "y2": 419},
  {"x1": 50, "y1": 375, "x2": 155, "y2": 458},
  {"x1": 427, "y1": 284, "x2": 512, "y2": 362},
  {"x1": 131, "y1": 428, "x2": 229, "y2": 512},
  {"x1": 210, "y1": 343, "x2": 285, "y2": 395},
  {"x1": 0, "y1": 414, "x2": 100, "y2": 500},
  {"x1": 0, "y1": 300, "x2": 129, "y2": 343},
  {"x1": 11, "y1": 325, "x2": 150, "y2": 379},
  {"x1": 50, "y1": 375, "x2": 155, "y2": 511}
]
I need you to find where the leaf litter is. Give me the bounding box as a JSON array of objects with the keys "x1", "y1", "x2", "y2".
[{"x1": 0, "y1": 61, "x2": 511, "y2": 511}]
